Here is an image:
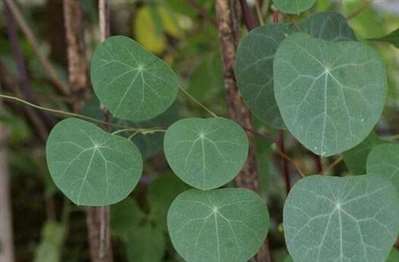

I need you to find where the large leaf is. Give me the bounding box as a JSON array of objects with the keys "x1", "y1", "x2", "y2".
[
  {"x1": 90, "y1": 36, "x2": 179, "y2": 122},
  {"x1": 300, "y1": 12, "x2": 356, "y2": 41},
  {"x1": 235, "y1": 23, "x2": 294, "y2": 129},
  {"x1": 367, "y1": 143, "x2": 399, "y2": 191},
  {"x1": 164, "y1": 117, "x2": 249, "y2": 190},
  {"x1": 370, "y1": 28, "x2": 399, "y2": 48},
  {"x1": 46, "y1": 118, "x2": 143, "y2": 206},
  {"x1": 343, "y1": 132, "x2": 381, "y2": 175},
  {"x1": 272, "y1": 0, "x2": 316, "y2": 14},
  {"x1": 274, "y1": 33, "x2": 386, "y2": 156},
  {"x1": 284, "y1": 175, "x2": 399, "y2": 262},
  {"x1": 167, "y1": 188, "x2": 270, "y2": 262}
]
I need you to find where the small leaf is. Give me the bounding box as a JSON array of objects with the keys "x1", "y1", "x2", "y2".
[
  {"x1": 90, "y1": 36, "x2": 179, "y2": 122},
  {"x1": 272, "y1": 0, "x2": 316, "y2": 14},
  {"x1": 284, "y1": 175, "x2": 399, "y2": 262},
  {"x1": 370, "y1": 28, "x2": 399, "y2": 48},
  {"x1": 111, "y1": 198, "x2": 145, "y2": 238},
  {"x1": 34, "y1": 221, "x2": 65, "y2": 262},
  {"x1": 236, "y1": 23, "x2": 295, "y2": 129},
  {"x1": 274, "y1": 33, "x2": 386, "y2": 156},
  {"x1": 167, "y1": 188, "x2": 270, "y2": 262},
  {"x1": 367, "y1": 143, "x2": 399, "y2": 191},
  {"x1": 164, "y1": 117, "x2": 249, "y2": 190},
  {"x1": 300, "y1": 12, "x2": 356, "y2": 41},
  {"x1": 46, "y1": 118, "x2": 143, "y2": 206},
  {"x1": 343, "y1": 132, "x2": 381, "y2": 175}
]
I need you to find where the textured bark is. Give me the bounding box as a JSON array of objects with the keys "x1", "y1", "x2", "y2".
[
  {"x1": 215, "y1": 1, "x2": 272, "y2": 261},
  {"x1": 85, "y1": 1, "x2": 113, "y2": 261},
  {"x1": 63, "y1": 0, "x2": 89, "y2": 112},
  {"x1": 0, "y1": 126, "x2": 14, "y2": 262}
]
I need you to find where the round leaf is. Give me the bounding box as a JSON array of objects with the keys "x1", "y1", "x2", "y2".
[
  {"x1": 167, "y1": 188, "x2": 270, "y2": 262},
  {"x1": 367, "y1": 143, "x2": 399, "y2": 191},
  {"x1": 284, "y1": 175, "x2": 399, "y2": 262},
  {"x1": 272, "y1": 0, "x2": 316, "y2": 14},
  {"x1": 90, "y1": 35, "x2": 179, "y2": 121},
  {"x1": 274, "y1": 33, "x2": 386, "y2": 156},
  {"x1": 46, "y1": 118, "x2": 143, "y2": 206},
  {"x1": 236, "y1": 23, "x2": 295, "y2": 129},
  {"x1": 300, "y1": 12, "x2": 356, "y2": 41},
  {"x1": 163, "y1": 117, "x2": 249, "y2": 190}
]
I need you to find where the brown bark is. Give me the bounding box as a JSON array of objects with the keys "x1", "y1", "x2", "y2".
[
  {"x1": 0, "y1": 125, "x2": 14, "y2": 262},
  {"x1": 215, "y1": 1, "x2": 272, "y2": 261},
  {"x1": 85, "y1": 1, "x2": 113, "y2": 262},
  {"x1": 63, "y1": 0, "x2": 89, "y2": 112}
]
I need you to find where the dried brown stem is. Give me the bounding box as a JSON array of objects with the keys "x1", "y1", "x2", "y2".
[{"x1": 215, "y1": 0, "x2": 272, "y2": 261}]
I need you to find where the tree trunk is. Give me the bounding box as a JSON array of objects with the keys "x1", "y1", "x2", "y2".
[
  {"x1": 215, "y1": 1, "x2": 272, "y2": 261},
  {"x1": 0, "y1": 125, "x2": 14, "y2": 262}
]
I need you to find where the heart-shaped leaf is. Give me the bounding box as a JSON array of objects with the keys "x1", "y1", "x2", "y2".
[
  {"x1": 90, "y1": 35, "x2": 179, "y2": 122},
  {"x1": 272, "y1": 0, "x2": 316, "y2": 14},
  {"x1": 284, "y1": 175, "x2": 399, "y2": 262},
  {"x1": 300, "y1": 12, "x2": 356, "y2": 41},
  {"x1": 367, "y1": 143, "x2": 399, "y2": 191},
  {"x1": 46, "y1": 118, "x2": 143, "y2": 206},
  {"x1": 274, "y1": 33, "x2": 386, "y2": 156},
  {"x1": 167, "y1": 188, "x2": 270, "y2": 262},
  {"x1": 163, "y1": 117, "x2": 249, "y2": 190},
  {"x1": 236, "y1": 23, "x2": 295, "y2": 129}
]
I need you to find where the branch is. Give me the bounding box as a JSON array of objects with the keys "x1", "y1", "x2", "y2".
[
  {"x1": 4, "y1": 0, "x2": 69, "y2": 96},
  {"x1": 277, "y1": 130, "x2": 291, "y2": 194},
  {"x1": 215, "y1": 1, "x2": 272, "y2": 261}
]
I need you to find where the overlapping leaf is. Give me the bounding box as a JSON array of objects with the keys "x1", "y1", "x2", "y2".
[
  {"x1": 46, "y1": 118, "x2": 143, "y2": 206},
  {"x1": 367, "y1": 143, "x2": 399, "y2": 191},
  {"x1": 164, "y1": 117, "x2": 249, "y2": 190},
  {"x1": 272, "y1": 0, "x2": 316, "y2": 14},
  {"x1": 90, "y1": 36, "x2": 179, "y2": 122},
  {"x1": 284, "y1": 175, "x2": 399, "y2": 262},
  {"x1": 274, "y1": 33, "x2": 386, "y2": 156},
  {"x1": 167, "y1": 188, "x2": 270, "y2": 262}
]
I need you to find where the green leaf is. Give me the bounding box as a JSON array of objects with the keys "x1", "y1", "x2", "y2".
[
  {"x1": 167, "y1": 188, "x2": 270, "y2": 262},
  {"x1": 46, "y1": 118, "x2": 143, "y2": 206},
  {"x1": 111, "y1": 198, "x2": 145, "y2": 238},
  {"x1": 300, "y1": 12, "x2": 356, "y2": 41},
  {"x1": 274, "y1": 33, "x2": 386, "y2": 156},
  {"x1": 343, "y1": 132, "x2": 381, "y2": 175},
  {"x1": 236, "y1": 23, "x2": 295, "y2": 129},
  {"x1": 34, "y1": 221, "x2": 65, "y2": 262},
  {"x1": 272, "y1": 0, "x2": 316, "y2": 14},
  {"x1": 163, "y1": 117, "x2": 249, "y2": 190},
  {"x1": 284, "y1": 175, "x2": 399, "y2": 262},
  {"x1": 370, "y1": 28, "x2": 399, "y2": 48},
  {"x1": 387, "y1": 249, "x2": 399, "y2": 262},
  {"x1": 367, "y1": 143, "x2": 399, "y2": 192},
  {"x1": 90, "y1": 35, "x2": 179, "y2": 121},
  {"x1": 284, "y1": 256, "x2": 293, "y2": 262}
]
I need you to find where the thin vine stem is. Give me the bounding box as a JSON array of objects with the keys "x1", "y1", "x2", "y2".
[
  {"x1": 111, "y1": 128, "x2": 165, "y2": 136},
  {"x1": 0, "y1": 94, "x2": 160, "y2": 134},
  {"x1": 178, "y1": 86, "x2": 218, "y2": 117}
]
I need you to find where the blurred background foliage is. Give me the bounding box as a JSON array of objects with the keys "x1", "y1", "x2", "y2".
[{"x1": 0, "y1": 0, "x2": 399, "y2": 261}]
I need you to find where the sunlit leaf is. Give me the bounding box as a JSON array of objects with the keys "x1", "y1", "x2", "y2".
[
  {"x1": 274, "y1": 33, "x2": 386, "y2": 156},
  {"x1": 167, "y1": 188, "x2": 270, "y2": 262},
  {"x1": 46, "y1": 118, "x2": 143, "y2": 206},
  {"x1": 164, "y1": 117, "x2": 249, "y2": 190},
  {"x1": 90, "y1": 36, "x2": 179, "y2": 122},
  {"x1": 284, "y1": 175, "x2": 399, "y2": 262}
]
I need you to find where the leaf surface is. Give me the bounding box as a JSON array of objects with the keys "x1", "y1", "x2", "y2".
[
  {"x1": 284, "y1": 175, "x2": 399, "y2": 262},
  {"x1": 272, "y1": 0, "x2": 316, "y2": 14},
  {"x1": 90, "y1": 36, "x2": 179, "y2": 121},
  {"x1": 370, "y1": 28, "x2": 399, "y2": 48},
  {"x1": 46, "y1": 118, "x2": 142, "y2": 206},
  {"x1": 167, "y1": 188, "x2": 270, "y2": 262},
  {"x1": 164, "y1": 117, "x2": 249, "y2": 190},
  {"x1": 274, "y1": 33, "x2": 386, "y2": 156},
  {"x1": 367, "y1": 143, "x2": 399, "y2": 191}
]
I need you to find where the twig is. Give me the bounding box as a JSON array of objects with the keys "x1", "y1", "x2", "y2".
[
  {"x1": 179, "y1": 86, "x2": 217, "y2": 117},
  {"x1": 325, "y1": 156, "x2": 343, "y2": 173},
  {"x1": 4, "y1": 0, "x2": 69, "y2": 96}
]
